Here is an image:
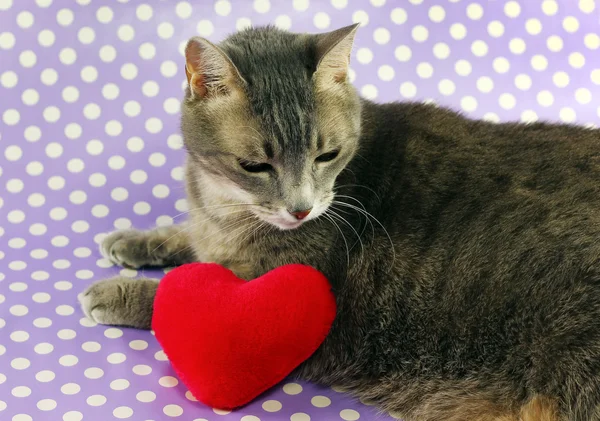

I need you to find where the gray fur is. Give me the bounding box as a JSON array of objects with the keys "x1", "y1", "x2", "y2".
[{"x1": 80, "y1": 25, "x2": 600, "y2": 420}]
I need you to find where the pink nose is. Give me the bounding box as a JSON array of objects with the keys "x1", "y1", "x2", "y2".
[{"x1": 289, "y1": 209, "x2": 311, "y2": 220}]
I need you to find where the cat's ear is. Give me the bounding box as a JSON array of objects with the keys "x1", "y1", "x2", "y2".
[
  {"x1": 314, "y1": 23, "x2": 359, "y2": 85},
  {"x1": 185, "y1": 37, "x2": 245, "y2": 99}
]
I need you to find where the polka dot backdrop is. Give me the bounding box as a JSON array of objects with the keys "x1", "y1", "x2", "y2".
[{"x1": 0, "y1": 0, "x2": 599, "y2": 420}]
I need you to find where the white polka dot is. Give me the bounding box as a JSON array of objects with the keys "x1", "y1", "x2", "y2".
[
  {"x1": 89, "y1": 173, "x2": 107, "y2": 187},
  {"x1": 531, "y1": 55, "x2": 548, "y2": 71},
  {"x1": 162, "y1": 403, "x2": 184, "y2": 418},
  {"x1": 153, "y1": 184, "x2": 170, "y2": 198},
  {"x1": 487, "y1": 20, "x2": 504, "y2": 37},
  {"x1": 438, "y1": 79, "x2": 455, "y2": 96},
  {"x1": 136, "y1": 391, "x2": 156, "y2": 402},
  {"x1": 55, "y1": 281, "x2": 73, "y2": 291},
  {"x1": 237, "y1": 17, "x2": 254, "y2": 30},
  {"x1": 542, "y1": 0, "x2": 558, "y2": 15},
  {"x1": 105, "y1": 328, "x2": 124, "y2": 338},
  {"x1": 32, "y1": 292, "x2": 51, "y2": 303},
  {"x1": 172, "y1": 168, "x2": 185, "y2": 182},
  {"x1": 86, "y1": 395, "x2": 107, "y2": 406},
  {"x1": 139, "y1": 42, "x2": 156, "y2": 60},
  {"x1": 471, "y1": 40, "x2": 488, "y2": 57},
  {"x1": 36, "y1": 370, "x2": 56, "y2": 382},
  {"x1": 32, "y1": 270, "x2": 50, "y2": 281},
  {"x1": 83, "y1": 103, "x2": 101, "y2": 120},
  {"x1": 84, "y1": 367, "x2": 104, "y2": 379},
  {"x1": 240, "y1": 416, "x2": 260, "y2": 421},
  {"x1": 546, "y1": 35, "x2": 564, "y2": 53},
  {"x1": 559, "y1": 107, "x2": 577, "y2": 123},
  {"x1": 107, "y1": 353, "x2": 127, "y2": 364},
  {"x1": 155, "y1": 350, "x2": 168, "y2": 361},
  {"x1": 515, "y1": 73, "x2": 532, "y2": 90},
  {"x1": 36, "y1": 0, "x2": 52, "y2": 6},
  {"x1": 30, "y1": 248, "x2": 48, "y2": 259},
  {"x1": 290, "y1": 413, "x2": 311, "y2": 421},
  {"x1": 176, "y1": 1, "x2": 192, "y2": 18},
  {"x1": 450, "y1": 23, "x2": 467, "y2": 40},
  {"x1": 5, "y1": 145, "x2": 23, "y2": 161},
  {"x1": 340, "y1": 409, "x2": 360, "y2": 420},
  {"x1": 118, "y1": 25, "x2": 135, "y2": 42},
  {"x1": 142, "y1": 80, "x2": 160, "y2": 97},
  {"x1": 0, "y1": 32, "x2": 15, "y2": 49},
  {"x1": 373, "y1": 27, "x2": 390, "y2": 45},
  {"x1": 262, "y1": 400, "x2": 282, "y2": 412},
  {"x1": 390, "y1": 7, "x2": 407, "y2": 25},
  {"x1": 563, "y1": 16, "x2": 579, "y2": 33},
  {"x1": 108, "y1": 155, "x2": 126, "y2": 170},
  {"x1": 136, "y1": 3, "x2": 153, "y2": 21},
  {"x1": 491, "y1": 57, "x2": 510, "y2": 74},
  {"x1": 69, "y1": 190, "x2": 87, "y2": 205},
  {"x1": 537, "y1": 90, "x2": 554, "y2": 107},
  {"x1": 313, "y1": 12, "x2": 330, "y2": 29},
  {"x1": 113, "y1": 406, "x2": 134, "y2": 419},
  {"x1": 476, "y1": 76, "x2": 494, "y2": 93},
  {"x1": 1, "y1": 70, "x2": 17, "y2": 88},
  {"x1": 18, "y1": 11, "x2": 35, "y2": 28},
  {"x1": 7, "y1": 210, "x2": 25, "y2": 223},
  {"x1": 38, "y1": 29, "x2": 55, "y2": 47},
  {"x1": 63, "y1": 86, "x2": 80, "y2": 103},
  {"x1": 168, "y1": 134, "x2": 183, "y2": 150},
  {"x1": 575, "y1": 87, "x2": 592, "y2": 104},
  {"x1": 12, "y1": 386, "x2": 32, "y2": 397},
  {"x1": 59, "y1": 48, "x2": 76, "y2": 65},
  {"x1": 569, "y1": 52, "x2": 585, "y2": 68},
  {"x1": 9, "y1": 238, "x2": 26, "y2": 249},
  {"x1": 504, "y1": 1, "x2": 521, "y2": 17},
  {"x1": 11, "y1": 357, "x2": 31, "y2": 369},
  {"x1": 466, "y1": 3, "x2": 483, "y2": 20},
  {"x1": 499, "y1": 93, "x2": 516, "y2": 110},
  {"x1": 461, "y1": 96, "x2": 478, "y2": 112},
  {"x1": 57, "y1": 329, "x2": 76, "y2": 340},
  {"x1": 3, "y1": 109, "x2": 20, "y2": 125},
  {"x1": 80, "y1": 317, "x2": 97, "y2": 327},
  {"x1": 455, "y1": 59, "x2": 472, "y2": 76},
  {"x1": 356, "y1": 47, "x2": 373, "y2": 64},
  {"x1": 145, "y1": 117, "x2": 163, "y2": 134},
  {"x1": 157, "y1": 22, "x2": 174, "y2": 39},
  {"x1": 163, "y1": 98, "x2": 180, "y2": 115},
  {"x1": 34, "y1": 342, "x2": 54, "y2": 354},
  {"x1": 56, "y1": 8, "x2": 73, "y2": 26},
  {"x1": 293, "y1": 0, "x2": 309, "y2": 10},
  {"x1": 579, "y1": 0, "x2": 595, "y2": 13},
  {"x1": 525, "y1": 18, "x2": 542, "y2": 35},
  {"x1": 12, "y1": 415, "x2": 33, "y2": 421},
  {"x1": 60, "y1": 355, "x2": 79, "y2": 367},
  {"x1": 101, "y1": 83, "x2": 120, "y2": 100},
  {"x1": 591, "y1": 69, "x2": 600, "y2": 85},
  {"x1": 10, "y1": 303, "x2": 29, "y2": 316},
  {"x1": 584, "y1": 33, "x2": 600, "y2": 50},
  {"x1": 97, "y1": 5, "x2": 113, "y2": 23},
  {"x1": 56, "y1": 304, "x2": 74, "y2": 315},
  {"x1": 110, "y1": 379, "x2": 130, "y2": 390},
  {"x1": 11, "y1": 330, "x2": 29, "y2": 341},
  {"x1": 552, "y1": 71, "x2": 569, "y2": 88},
  {"x1": 159, "y1": 376, "x2": 178, "y2": 387},
  {"x1": 412, "y1": 25, "x2": 428, "y2": 42},
  {"x1": 105, "y1": 120, "x2": 123, "y2": 136},
  {"x1": 509, "y1": 38, "x2": 526, "y2": 55},
  {"x1": 63, "y1": 411, "x2": 83, "y2": 421},
  {"x1": 416, "y1": 62, "x2": 433, "y2": 79},
  {"x1": 311, "y1": 395, "x2": 331, "y2": 408},
  {"x1": 432, "y1": 42, "x2": 450, "y2": 60},
  {"x1": 283, "y1": 383, "x2": 303, "y2": 395}
]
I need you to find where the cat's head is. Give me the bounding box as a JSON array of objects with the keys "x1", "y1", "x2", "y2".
[{"x1": 181, "y1": 24, "x2": 361, "y2": 230}]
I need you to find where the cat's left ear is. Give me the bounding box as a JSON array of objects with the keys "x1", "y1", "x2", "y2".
[
  {"x1": 185, "y1": 37, "x2": 245, "y2": 99},
  {"x1": 314, "y1": 23, "x2": 359, "y2": 85}
]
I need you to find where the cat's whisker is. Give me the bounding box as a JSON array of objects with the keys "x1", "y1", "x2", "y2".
[
  {"x1": 151, "y1": 209, "x2": 253, "y2": 254},
  {"x1": 334, "y1": 184, "x2": 381, "y2": 202},
  {"x1": 332, "y1": 200, "x2": 396, "y2": 271},
  {"x1": 328, "y1": 209, "x2": 364, "y2": 256},
  {"x1": 170, "y1": 202, "x2": 262, "y2": 221},
  {"x1": 323, "y1": 213, "x2": 350, "y2": 276}
]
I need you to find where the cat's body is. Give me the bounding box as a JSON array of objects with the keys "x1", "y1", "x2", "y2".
[{"x1": 81, "y1": 26, "x2": 600, "y2": 420}]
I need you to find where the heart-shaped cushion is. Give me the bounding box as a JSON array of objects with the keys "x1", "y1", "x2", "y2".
[{"x1": 152, "y1": 263, "x2": 336, "y2": 409}]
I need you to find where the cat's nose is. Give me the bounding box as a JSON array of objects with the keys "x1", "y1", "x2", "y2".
[{"x1": 289, "y1": 209, "x2": 312, "y2": 220}]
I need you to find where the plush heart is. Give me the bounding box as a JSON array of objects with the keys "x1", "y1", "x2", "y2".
[{"x1": 152, "y1": 263, "x2": 336, "y2": 409}]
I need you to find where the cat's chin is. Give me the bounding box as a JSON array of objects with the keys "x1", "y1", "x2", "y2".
[{"x1": 269, "y1": 219, "x2": 304, "y2": 230}]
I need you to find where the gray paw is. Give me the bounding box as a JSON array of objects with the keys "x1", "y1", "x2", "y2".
[
  {"x1": 100, "y1": 230, "x2": 156, "y2": 269},
  {"x1": 79, "y1": 277, "x2": 158, "y2": 329}
]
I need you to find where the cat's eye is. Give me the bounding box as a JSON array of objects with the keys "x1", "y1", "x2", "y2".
[
  {"x1": 238, "y1": 159, "x2": 273, "y2": 173},
  {"x1": 315, "y1": 150, "x2": 339, "y2": 163}
]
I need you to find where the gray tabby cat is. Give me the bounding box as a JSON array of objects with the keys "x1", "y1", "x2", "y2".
[{"x1": 80, "y1": 24, "x2": 600, "y2": 420}]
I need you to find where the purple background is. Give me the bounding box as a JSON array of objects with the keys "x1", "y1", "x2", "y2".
[{"x1": 1, "y1": 0, "x2": 599, "y2": 420}]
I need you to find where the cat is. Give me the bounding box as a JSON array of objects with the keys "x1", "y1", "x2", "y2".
[{"x1": 79, "y1": 24, "x2": 600, "y2": 421}]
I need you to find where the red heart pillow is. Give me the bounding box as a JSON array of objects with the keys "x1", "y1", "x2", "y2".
[{"x1": 152, "y1": 263, "x2": 336, "y2": 409}]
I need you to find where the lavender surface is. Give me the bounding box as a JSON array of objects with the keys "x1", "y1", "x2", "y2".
[{"x1": 1, "y1": 0, "x2": 599, "y2": 420}]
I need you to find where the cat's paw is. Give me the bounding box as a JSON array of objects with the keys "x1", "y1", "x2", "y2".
[
  {"x1": 78, "y1": 277, "x2": 158, "y2": 329},
  {"x1": 100, "y1": 230, "x2": 155, "y2": 269}
]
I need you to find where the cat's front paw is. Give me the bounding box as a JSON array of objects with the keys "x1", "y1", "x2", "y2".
[
  {"x1": 78, "y1": 277, "x2": 158, "y2": 329},
  {"x1": 100, "y1": 230, "x2": 154, "y2": 269}
]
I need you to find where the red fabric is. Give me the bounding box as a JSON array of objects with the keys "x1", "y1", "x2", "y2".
[{"x1": 152, "y1": 263, "x2": 337, "y2": 409}]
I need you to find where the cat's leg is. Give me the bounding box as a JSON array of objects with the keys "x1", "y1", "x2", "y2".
[
  {"x1": 78, "y1": 276, "x2": 158, "y2": 329},
  {"x1": 101, "y1": 224, "x2": 196, "y2": 269}
]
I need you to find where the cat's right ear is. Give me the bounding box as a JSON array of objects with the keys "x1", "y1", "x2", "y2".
[
  {"x1": 185, "y1": 37, "x2": 245, "y2": 99},
  {"x1": 314, "y1": 23, "x2": 359, "y2": 87}
]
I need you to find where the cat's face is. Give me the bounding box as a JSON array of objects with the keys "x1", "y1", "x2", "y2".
[{"x1": 181, "y1": 25, "x2": 361, "y2": 230}]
